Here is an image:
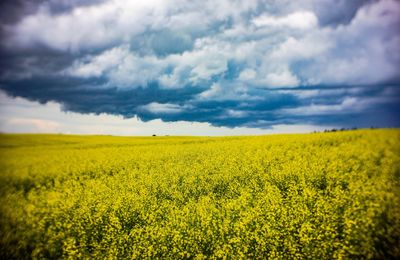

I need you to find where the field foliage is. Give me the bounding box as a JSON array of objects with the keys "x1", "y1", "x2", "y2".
[{"x1": 0, "y1": 130, "x2": 399, "y2": 258}]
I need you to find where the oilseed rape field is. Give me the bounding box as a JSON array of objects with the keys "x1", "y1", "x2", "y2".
[{"x1": 0, "y1": 129, "x2": 399, "y2": 259}]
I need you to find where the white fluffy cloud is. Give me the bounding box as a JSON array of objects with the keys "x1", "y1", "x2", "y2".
[
  {"x1": 296, "y1": 0, "x2": 400, "y2": 85},
  {"x1": 1, "y1": 0, "x2": 399, "y2": 132},
  {"x1": 253, "y1": 11, "x2": 318, "y2": 29},
  {"x1": 138, "y1": 102, "x2": 186, "y2": 114},
  {"x1": 67, "y1": 40, "x2": 230, "y2": 88},
  {"x1": 6, "y1": 0, "x2": 172, "y2": 52},
  {"x1": 7, "y1": 0, "x2": 398, "y2": 90},
  {"x1": 263, "y1": 69, "x2": 300, "y2": 88}
]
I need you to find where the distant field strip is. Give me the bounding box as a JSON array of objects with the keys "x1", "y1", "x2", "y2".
[{"x1": 0, "y1": 130, "x2": 399, "y2": 258}]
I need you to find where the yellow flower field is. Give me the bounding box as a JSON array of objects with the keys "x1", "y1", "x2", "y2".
[{"x1": 0, "y1": 129, "x2": 399, "y2": 258}]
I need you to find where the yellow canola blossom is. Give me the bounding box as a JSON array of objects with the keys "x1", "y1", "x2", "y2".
[{"x1": 0, "y1": 129, "x2": 399, "y2": 258}]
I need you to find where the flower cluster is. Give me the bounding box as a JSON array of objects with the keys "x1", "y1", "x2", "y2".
[{"x1": 0, "y1": 130, "x2": 399, "y2": 258}]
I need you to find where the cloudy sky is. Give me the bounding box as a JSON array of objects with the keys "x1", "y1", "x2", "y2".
[{"x1": 0, "y1": 0, "x2": 399, "y2": 135}]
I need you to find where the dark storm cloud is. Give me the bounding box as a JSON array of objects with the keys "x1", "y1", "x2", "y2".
[
  {"x1": 0, "y1": 0, "x2": 42, "y2": 25},
  {"x1": 0, "y1": 0, "x2": 106, "y2": 25},
  {"x1": 0, "y1": 0, "x2": 399, "y2": 129},
  {"x1": 0, "y1": 77, "x2": 202, "y2": 117},
  {"x1": 314, "y1": 0, "x2": 377, "y2": 26}
]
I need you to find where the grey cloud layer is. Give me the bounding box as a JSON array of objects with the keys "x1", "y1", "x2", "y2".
[{"x1": 1, "y1": 0, "x2": 399, "y2": 128}]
